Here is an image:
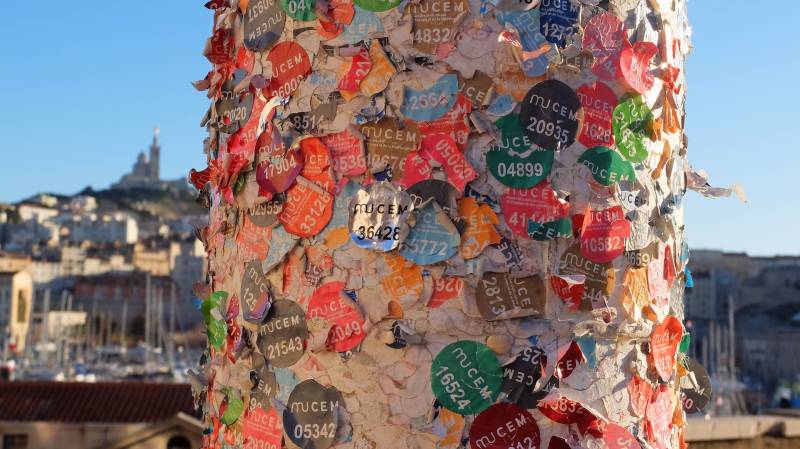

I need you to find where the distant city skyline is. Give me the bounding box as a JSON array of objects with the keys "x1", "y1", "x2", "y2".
[{"x1": 0, "y1": 1, "x2": 798, "y2": 256}]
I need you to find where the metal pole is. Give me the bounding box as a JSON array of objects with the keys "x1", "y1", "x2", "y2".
[{"x1": 728, "y1": 294, "x2": 736, "y2": 380}]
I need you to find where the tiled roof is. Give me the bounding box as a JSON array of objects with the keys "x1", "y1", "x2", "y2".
[{"x1": 0, "y1": 382, "x2": 200, "y2": 423}]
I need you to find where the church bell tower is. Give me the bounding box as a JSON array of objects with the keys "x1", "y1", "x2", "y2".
[{"x1": 149, "y1": 127, "x2": 160, "y2": 180}]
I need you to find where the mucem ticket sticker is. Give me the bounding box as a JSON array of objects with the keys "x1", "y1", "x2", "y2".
[
  {"x1": 539, "y1": 0, "x2": 579, "y2": 47},
  {"x1": 284, "y1": 380, "x2": 344, "y2": 449},
  {"x1": 519, "y1": 79, "x2": 582, "y2": 150},
  {"x1": 476, "y1": 272, "x2": 546, "y2": 320},
  {"x1": 349, "y1": 182, "x2": 413, "y2": 251},
  {"x1": 400, "y1": 201, "x2": 460, "y2": 265},
  {"x1": 192, "y1": 0, "x2": 707, "y2": 446},
  {"x1": 431, "y1": 340, "x2": 502, "y2": 415},
  {"x1": 241, "y1": 259, "x2": 272, "y2": 323},
  {"x1": 243, "y1": 0, "x2": 286, "y2": 51},
  {"x1": 257, "y1": 299, "x2": 309, "y2": 368},
  {"x1": 469, "y1": 403, "x2": 540, "y2": 449},
  {"x1": 501, "y1": 346, "x2": 546, "y2": 408}
]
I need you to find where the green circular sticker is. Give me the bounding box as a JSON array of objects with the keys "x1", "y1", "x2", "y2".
[
  {"x1": 280, "y1": 0, "x2": 316, "y2": 21},
  {"x1": 354, "y1": 0, "x2": 401, "y2": 12},
  {"x1": 431, "y1": 340, "x2": 502, "y2": 415},
  {"x1": 577, "y1": 146, "x2": 635, "y2": 186},
  {"x1": 613, "y1": 95, "x2": 653, "y2": 163},
  {"x1": 487, "y1": 114, "x2": 554, "y2": 188}
]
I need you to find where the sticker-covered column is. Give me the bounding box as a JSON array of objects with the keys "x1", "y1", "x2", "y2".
[{"x1": 190, "y1": 0, "x2": 708, "y2": 448}]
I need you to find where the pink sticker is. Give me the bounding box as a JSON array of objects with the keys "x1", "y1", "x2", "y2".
[
  {"x1": 582, "y1": 12, "x2": 630, "y2": 82},
  {"x1": 628, "y1": 375, "x2": 655, "y2": 417},
  {"x1": 307, "y1": 281, "x2": 366, "y2": 352},
  {"x1": 601, "y1": 423, "x2": 640, "y2": 449},
  {"x1": 242, "y1": 407, "x2": 283, "y2": 449},
  {"x1": 620, "y1": 42, "x2": 658, "y2": 94},
  {"x1": 576, "y1": 81, "x2": 617, "y2": 148},
  {"x1": 266, "y1": 42, "x2": 311, "y2": 98},
  {"x1": 419, "y1": 133, "x2": 476, "y2": 192},
  {"x1": 646, "y1": 387, "x2": 675, "y2": 449},
  {"x1": 321, "y1": 129, "x2": 366, "y2": 177},
  {"x1": 417, "y1": 94, "x2": 472, "y2": 152},
  {"x1": 236, "y1": 214, "x2": 271, "y2": 262},
  {"x1": 579, "y1": 206, "x2": 631, "y2": 263},
  {"x1": 501, "y1": 181, "x2": 570, "y2": 238},
  {"x1": 339, "y1": 47, "x2": 372, "y2": 92},
  {"x1": 647, "y1": 243, "x2": 673, "y2": 308}
]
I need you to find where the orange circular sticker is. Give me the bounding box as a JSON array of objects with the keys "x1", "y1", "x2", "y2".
[
  {"x1": 279, "y1": 177, "x2": 333, "y2": 237},
  {"x1": 458, "y1": 197, "x2": 501, "y2": 259},
  {"x1": 266, "y1": 42, "x2": 311, "y2": 99},
  {"x1": 380, "y1": 253, "x2": 424, "y2": 306}
]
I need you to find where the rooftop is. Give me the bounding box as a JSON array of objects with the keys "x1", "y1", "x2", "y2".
[{"x1": 0, "y1": 381, "x2": 200, "y2": 423}]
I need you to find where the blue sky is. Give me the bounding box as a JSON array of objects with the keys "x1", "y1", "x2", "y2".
[{"x1": 0, "y1": 1, "x2": 797, "y2": 256}]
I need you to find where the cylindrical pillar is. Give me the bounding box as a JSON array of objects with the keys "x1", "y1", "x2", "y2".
[{"x1": 191, "y1": 0, "x2": 704, "y2": 448}]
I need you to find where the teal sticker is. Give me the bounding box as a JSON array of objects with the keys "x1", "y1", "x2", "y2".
[
  {"x1": 319, "y1": 179, "x2": 360, "y2": 242},
  {"x1": 399, "y1": 201, "x2": 460, "y2": 265},
  {"x1": 487, "y1": 114, "x2": 554, "y2": 188},
  {"x1": 577, "y1": 146, "x2": 635, "y2": 186},
  {"x1": 431, "y1": 340, "x2": 502, "y2": 415},
  {"x1": 575, "y1": 336, "x2": 597, "y2": 369},
  {"x1": 280, "y1": 0, "x2": 316, "y2": 20},
  {"x1": 679, "y1": 332, "x2": 691, "y2": 354},
  {"x1": 339, "y1": 6, "x2": 384, "y2": 44},
  {"x1": 354, "y1": 0, "x2": 402, "y2": 12},
  {"x1": 401, "y1": 74, "x2": 458, "y2": 122},
  {"x1": 527, "y1": 217, "x2": 571, "y2": 241},
  {"x1": 613, "y1": 95, "x2": 653, "y2": 163}
]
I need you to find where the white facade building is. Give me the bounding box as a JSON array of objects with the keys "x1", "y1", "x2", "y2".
[{"x1": 61, "y1": 213, "x2": 138, "y2": 244}]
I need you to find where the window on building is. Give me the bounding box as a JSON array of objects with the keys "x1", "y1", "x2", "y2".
[
  {"x1": 3, "y1": 433, "x2": 28, "y2": 449},
  {"x1": 16, "y1": 291, "x2": 28, "y2": 323}
]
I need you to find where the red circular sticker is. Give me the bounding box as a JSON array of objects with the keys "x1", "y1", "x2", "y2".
[
  {"x1": 582, "y1": 12, "x2": 629, "y2": 82},
  {"x1": 321, "y1": 129, "x2": 366, "y2": 177},
  {"x1": 579, "y1": 206, "x2": 631, "y2": 263},
  {"x1": 398, "y1": 151, "x2": 433, "y2": 188},
  {"x1": 601, "y1": 423, "x2": 640, "y2": 449},
  {"x1": 576, "y1": 82, "x2": 617, "y2": 148},
  {"x1": 429, "y1": 277, "x2": 463, "y2": 308},
  {"x1": 500, "y1": 181, "x2": 570, "y2": 238},
  {"x1": 469, "y1": 403, "x2": 540, "y2": 449},
  {"x1": 620, "y1": 42, "x2": 658, "y2": 94},
  {"x1": 267, "y1": 42, "x2": 311, "y2": 98},
  {"x1": 278, "y1": 177, "x2": 333, "y2": 237},
  {"x1": 306, "y1": 281, "x2": 366, "y2": 352},
  {"x1": 419, "y1": 133, "x2": 476, "y2": 193}
]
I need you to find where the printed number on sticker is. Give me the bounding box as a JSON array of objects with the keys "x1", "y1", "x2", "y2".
[{"x1": 356, "y1": 226, "x2": 400, "y2": 241}]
